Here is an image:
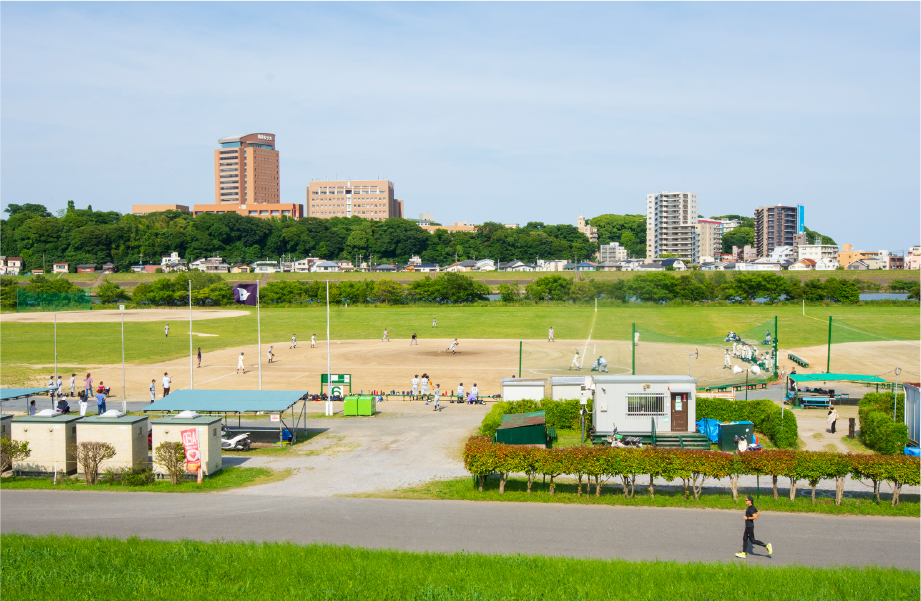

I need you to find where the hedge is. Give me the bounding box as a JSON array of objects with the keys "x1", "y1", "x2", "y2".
[
  {"x1": 463, "y1": 437, "x2": 921, "y2": 506},
  {"x1": 858, "y1": 393, "x2": 908, "y2": 455},
  {"x1": 697, "y1": 398, "x2": 799, "y2": 448},
  {"x1": 480, "y1": 399, "x2": 591, "y2": 438}
]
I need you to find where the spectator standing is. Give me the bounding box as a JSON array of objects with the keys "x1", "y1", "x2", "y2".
[
  {"x1": 162, "y1": 372, "x2": 171, "y2": 397},
  {"x1": 78, "y1": 392, "x2": 88, "y2": 417},
  {"x1": 28, "y1": 400, "x2": 36, "y2": 416},
  {"x1": 95, "y1": 390, "x2": 107, "y2": 415},
  {"x1": 84, "y1": 373, "x2": 94, "y2": 400},
  {"x1": 827, "y1": 406, "x2": 839, "y2": 434}
]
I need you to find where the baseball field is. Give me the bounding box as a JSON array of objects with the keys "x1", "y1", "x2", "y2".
[{"x1": 1, "y1": 304, "x2": 916, "y2": 399}]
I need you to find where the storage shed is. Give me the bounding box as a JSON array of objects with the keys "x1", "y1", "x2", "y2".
[
  {"x1": 11, "y1": 413, "x2": 82, "y2": 475},
  {"x1": 550, "y1": 376, "x2": 587, "y2": 400},
  {"x1": 77, "y1": 414, "x2": 149, "y2": 472},
  {"x1": 494, "y1": 411, "x2": 556, "y2": 448},
  {"x1": 150, "y1": 415, "x2": 222, "y2": 477},
  {"x1": 1, "y1": 414, "x2": 11, "y2": 440},
  {"x1": 343, "y1": 395, "x2": 376, "y2": 416},
  {"x1": 591, "y1": 375, "x2": 697, "y2": 436},
  {"x1": 500, "y1": 378, "x2": 546, "y2": 401}
]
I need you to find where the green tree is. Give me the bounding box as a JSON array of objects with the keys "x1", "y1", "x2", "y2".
[
  {"x1": 721, "y1": 227, "x2": 755, "y2": 254},
  {"x1": 96, "y1": 279, "x2": 130, "y2": 304}
]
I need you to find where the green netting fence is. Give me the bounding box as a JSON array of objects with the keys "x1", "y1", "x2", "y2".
[
  {"x1": 520, "y1": 340, "x2": 632, "y2": 378},
  {"x1": 16, "y1": 289, "x2": 91, "y2": 312}
]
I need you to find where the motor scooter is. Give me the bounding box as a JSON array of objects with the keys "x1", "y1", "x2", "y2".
[
  {"x1": 606, "y1": 426, "x2": 643, "y2": 448},
  {"x1": 221, "y1": 425, "x2": 252, "y2": 451}
]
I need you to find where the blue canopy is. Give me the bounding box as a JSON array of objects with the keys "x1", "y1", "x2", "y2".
[
  {"x1": 0, "y1": 388, "x2": 50, "y2": 401},
  {"x1": 144, "y1": 389, "x2": 307, "y2": 413}
]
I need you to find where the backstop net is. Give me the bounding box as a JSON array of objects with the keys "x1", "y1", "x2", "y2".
[
  {"x1": 520, "y1": 340, "x2": 633, "y2": 378},
  {"x1": 16, "y1": 289, "x2": 91, "y2": 312}
]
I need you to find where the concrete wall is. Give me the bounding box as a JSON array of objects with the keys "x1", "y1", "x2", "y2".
[
  {"x1": 12, "y1": 417, "x2": 80, "y2": 474},
  {"x1": 1, "y1": 415, "x2": 11, "y2": 440}
]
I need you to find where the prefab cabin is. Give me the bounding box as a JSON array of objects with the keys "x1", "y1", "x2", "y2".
[
  {"x1": 591, "y1": 375, "x2": 697, "y2": 435},
  {"x1": 500, "y1": 378, "x2": 547, "y2": 401},
  {"x1": 11, "y1": 413, "x2": 83, "y2": 475},
  {"x1": 550, "y1": 376, "x2": 586, "y2": 400},
  {"x1": 1, "y1": 414, "x2": 11, "y2": 440},
  {"x1": 150, "y1": 415, "x2": 222, "y2": 477},
  {"x1": 77, "y1": 415, "x2": 149, "y2": 472}
]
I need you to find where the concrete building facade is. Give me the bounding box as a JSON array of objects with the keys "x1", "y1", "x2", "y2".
[
  {"x1": 597, "y1": 241, "x2": 628, "y2": 262},
  {"x1": 577, "y1": 216, "x2": 598, "y2": 243},
  {"x1": 754, "y1": 205, "x2": 799, "y2": 257},
  {"x1": 797, "y1": 244, "x2": 839, "y2": 263},
  {"x1": 306, "y1": 180, "x2": 401, "y2": 221},
  {"x1": 646, "y1": 192, "x2": 699, "y2": 263},
  {"x1": 132, "y1": 205, "x2": 190, "y2": 216},
  {"x1": 697, "y1": 219, "x2": 723, "y2": 262}
]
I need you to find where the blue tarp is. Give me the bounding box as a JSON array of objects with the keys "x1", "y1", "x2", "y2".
[
  {"x1": 905, "y1": 447, "x2": 920, "y2": 457},
  {"x1": 696, "y1": 418, "x2": 721, "y2": 443}
]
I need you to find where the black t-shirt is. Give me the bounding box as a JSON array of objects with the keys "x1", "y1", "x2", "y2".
[{"x1": 745, "y1": 504, "x2": 758, "y2": 525}]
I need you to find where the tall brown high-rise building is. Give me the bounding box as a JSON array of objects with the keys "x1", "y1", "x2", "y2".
[
  {"x1": 754, "y1": 205, "x2": 799, "y2": 257},
  {"x1": 194, "y1": 133, "x2": 303, "y2": 219},
  {"x1": 306, "y1": 180, "x2": 402, "y2": 221}
]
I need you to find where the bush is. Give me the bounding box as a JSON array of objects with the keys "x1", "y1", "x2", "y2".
[
  {"x1": 858, "y1": 393, "x2": 909, "y2": 455},
  {"x1": 0, "y1": 439, "x2": 31, "y2": 472},
  {"x1": 479, "y1": 398, "x2": 591, "y2": 437},
  {"x1": 697, "y1": 398, "x2": 798, "y2": 448},
  {"x1": 70, "y1": 441, "x2": 117, "y2": 485},
  {"x1": 154, "y1": 442, "x2": 187, "y2": 485},
  {"x1": 123, "y1": 465, "x2": 155, "y2": 486}
]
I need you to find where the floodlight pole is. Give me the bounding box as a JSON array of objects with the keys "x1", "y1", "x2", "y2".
[
  {"x1": 518, "y1": 341, "x2": 522, "y2": 378},
  {"x1": 745, "y1": 369, "x2": 749, "y2": 401},
  {"x1": 121, "y1": 313, "x2": 126, "y2": 412},
  {"x1": 773, "y1": 315, "x2": 778, "y2": 378},
  {"x1": 189, "y1": 280, "x2": 194, "y2": 390},
  {"x1": 326, "y1": 280, "x2": 332, "y2": 416},
  {"x1": 631, "y1": 323, "x2": 636, "y2": 375},
  {"x1": 826, "y1": 316, "x2": 832, "y2": 373},
  {"x1": 54, "y1": 313, "x2": 57, "y2": 398},
  {"x1": 257, "y1": 281, "x2": 262, "y2": 391}
]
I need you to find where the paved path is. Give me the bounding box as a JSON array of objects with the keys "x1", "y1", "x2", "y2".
[{"x1": 1, "y1": 491, "x2": 917, "y2": 569}]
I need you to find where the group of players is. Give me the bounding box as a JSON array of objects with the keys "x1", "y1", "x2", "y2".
[{"x1": 408, "y1": 374, "x2": 481, "y2": 411}]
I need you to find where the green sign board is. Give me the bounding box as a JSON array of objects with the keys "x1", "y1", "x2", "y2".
[{"x1": 320, "y1": 374, "x2": 351, "y2": 395}]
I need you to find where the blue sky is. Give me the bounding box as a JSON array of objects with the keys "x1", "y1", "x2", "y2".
[{"x1": 2, "y1": 2, "x2": 918, "y2": 251}]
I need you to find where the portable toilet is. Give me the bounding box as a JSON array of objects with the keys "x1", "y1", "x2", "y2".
[
  {"x1": 77, "y1": 413, "x2": 149, "y2": 472},
  {"x1": 494, "y1": 411, "x2": 556, "y2": 448},
  {"x1": 1, "y1": 414, "x2": 12, "y2": 440},
  {"x1": 550, "y1": 376, "x2": 587, "y2": 400},
  {"x1": 11, "y1": 413, "x2": 83, "y2": 475},
  {"x1": 150, "y1": 414, "x2": 222, "y2": 477},
  {"x1": 500, "y1": 378, "x2": 547, "y2": 401}
]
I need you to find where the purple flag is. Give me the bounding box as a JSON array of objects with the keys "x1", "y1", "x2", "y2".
[{"x1": 232, "y1": 284, "x2": 258, "y2": 306}]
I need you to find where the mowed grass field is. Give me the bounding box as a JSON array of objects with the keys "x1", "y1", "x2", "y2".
[
  {"x1": 2, "y1": 534, "x2": 917, "y2": 600},
  {"x1": 0, "y1": 304, "x2": 916, "y2": 369}
]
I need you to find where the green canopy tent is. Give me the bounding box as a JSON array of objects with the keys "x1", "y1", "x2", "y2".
[{"x1": 787, "y1": 374, "x2": 888, "y2": 407}]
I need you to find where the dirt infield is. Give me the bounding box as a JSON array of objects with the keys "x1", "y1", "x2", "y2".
[{"x1": 0, "y1": 308, "x2": 250, "y2": 324}]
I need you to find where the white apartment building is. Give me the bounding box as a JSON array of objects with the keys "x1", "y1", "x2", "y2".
[
  {"x1": 720, "y1": 219, "x2": 741, "y2": 233},
  {"x1": 797, "y1": 244, "x2": 838, "y2": 263},
  {"x1": 697, "y1": 219, "x2": 723, "y2": 262},
  {"x1": 597, "y1": 241, "x2": 628, "y2": 262},
  {"x1": 646, "y1": 192, "x2": 699, "y2": 263}
]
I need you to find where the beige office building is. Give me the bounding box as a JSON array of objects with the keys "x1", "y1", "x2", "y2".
[
  {"x1": 646, "y1": 192, "x2": 700, "y2": 263},
  {"x1": 696, "y1": 219, "x2": 723, "y2": 260},
  {"x1": 306, "y1": 180, "x2": 402, "y2": 221}
]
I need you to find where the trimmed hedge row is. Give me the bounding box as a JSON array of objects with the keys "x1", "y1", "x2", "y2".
[
  {"x1": 463, "y1": 437, "x2": 920, "y2": 506},
  {"x1": 858, "y1": 393, "x2": 908, "y2": 455},
  {"x1": 480, "y1": 399, "x2": 591, "y2": 437},
  {"x1": 697, "y1": 398, "x2": 798, "y2": 448}
]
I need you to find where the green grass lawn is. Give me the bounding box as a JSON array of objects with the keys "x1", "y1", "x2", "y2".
[
  {"x1": 0, "y1": 466, "x2": 288, "y2": 492},
  {"x1": 2, "y1": 534, "x2": 916, "y2": 600},
  {"x1": 357, "y1": 476, "x2": 920, "y2": 517},
  {"x1": 1, "y1": 304, "x2": 916, "y2": 369}
]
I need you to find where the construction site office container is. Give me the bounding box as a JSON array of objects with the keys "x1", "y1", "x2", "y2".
[
  {"x1": 77, "y1": 415, "x2": 149, "y2": 472},
  {"x1": 591, "y1": 375, "x2": 697, "y2": 435},
  {"x1": 11, "y1": 414, "x2": 83, "y2": 475},
  {"x1": 150, "y1": 415, "x2": 222, "y2": 477}
]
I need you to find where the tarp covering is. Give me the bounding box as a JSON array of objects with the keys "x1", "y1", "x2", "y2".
[
  {"x1": 144, "y1": 389, "x2": 306, "y2": 413},
  {"x1": 696, "y1": 418, "x2": 721, "y2": 443},
  {"x1": 789, "y1": 374, "x2": 887, "y2": 384},
  {"x1": 905, "y1": 447, "x2": 920, "y2": 457},
  {"x1": 0, "y1": 388, "x2": 50, "y2": 401}
]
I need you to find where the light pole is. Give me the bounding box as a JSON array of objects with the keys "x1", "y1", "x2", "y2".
[{"x1": 894, "y1": 367, "x2": 901, "y2": 421}]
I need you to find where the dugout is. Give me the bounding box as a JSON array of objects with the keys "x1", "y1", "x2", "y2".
[
  {"x1": 550, "y1": 377, "x2": 586, "y2": 400},
  {"x1": 77, "y1": 414, "x2": 149, "y2": 472},
  {"x1": 500, "y1": 378, "x2": 547, "y2": 401},
  {"x1": 144, "y1": 389, "x2": 308, "y2": 444},
  {"x1": 786, "y1": 373, "x2": 887, "y2": 408},
  {"x1": 11, "y1": 413, "x2": 83, "y2": 475},
  {"x1": 592, "y1": 375, "x2": 697, "y2": 436},
  {"x1": 150, "y1": 414, "x2": 222, "y2": 477}
]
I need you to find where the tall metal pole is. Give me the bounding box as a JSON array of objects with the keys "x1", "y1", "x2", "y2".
[
  {"x1": 632, "y1": 323, "x2": 636, "y2": 375},
  {"x1": 518, "y1": 341, "x2": 522, "y2": 378},
  {"x1": 54, "y1": 314, "x2": 57, "y2": 396},
  {"x1": 745, "y1": 369, "x2": 749, "y2": 401},
  {"x1": 189, "y1": 280, "x2": 194, "y2": 390},
  {"x1": 894, "y1": 367, "x2": 901, "y2": 421},
  {"x1": 257, "y1": 281, "x2": 262, "y2": 391},
  {"x1": 773, "y1": 315, "x2": 778, "y2": 378},
  {"x1": 121, "y1": 313, "x2": 126, "y2": 412},
  {"x1": 826, "y1": 316, "x2": 833, "y2": 373},
  {"x1": 326, "y1": 280, "x2": 332, "y2": 416}
]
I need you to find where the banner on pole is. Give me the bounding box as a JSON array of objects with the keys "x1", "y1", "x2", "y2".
[
  {"x1": 232, "y1": 284, "x2": 258, "y2": 306},
  {"x1": 180, "y1": 428, "x2": 201, "y2": 473}
]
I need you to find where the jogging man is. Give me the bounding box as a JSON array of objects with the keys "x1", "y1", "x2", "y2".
[
  {"x1": 237, "y1": 352, "x2": 246, "y2": 374},
  {"x1": 548, "y1": 327, "x2": 554, "y2": 342},
  {"x1": 197, "y1": 347, "x2": 202, "y2": 368},
  {"x1": 382, "y1": 328, "x2": 389, "y2": 342},
  {"x1": 162, "y1": 372, "x2": 171, "y2": 397},
  {"x1": 311, "y1": 333, "x2": 317, "y2": 348},
  {"x1": 411, "y1": 375, "x2": 420, "y2": 399},
  {"x1": 448, "y1": 339, "x2": 459, "y2": 354},
  {"x1": 736, "y1": 496, "x2": 772, "y2": 559},
  {"x1": 165, "y1": 324, "x2": 169, "y2": 338},
  {"x1": 149, "y1": 379, "x2": 156, "y2": 402},
  {"x1": 570, "y1": 349, "x2": 580, "y2": 371}
]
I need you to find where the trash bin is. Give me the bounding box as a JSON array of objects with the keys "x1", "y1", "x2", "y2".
[
  {"x1": 343, "y1": 396, "x2": 359, "y2": 416},
  {"x1": 343, "y1": 395, "x2": 375, "y2": 416},
  {"x1": 718, "y1": 421, "x2": 754, "y2": 451}
]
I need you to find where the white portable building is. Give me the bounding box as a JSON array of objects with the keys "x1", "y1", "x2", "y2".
[
  {"x1": 550, "y1": 376, "x2": 588, "y2": 400},
  {"x1": 500, "y1": 378, "x2": 546, "y2": 402},
  {"x1": 591, "y1": 375, "x2": 697, "y2": 435}
]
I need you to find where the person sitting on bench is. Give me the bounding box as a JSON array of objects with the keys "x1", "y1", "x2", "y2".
[{"x1": 56, "y1": 398, "x2": 71, "y2": 414}]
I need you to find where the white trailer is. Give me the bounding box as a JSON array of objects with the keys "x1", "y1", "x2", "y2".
[
  {"x1": 591, "y1": 375, "x2": 697, "y2": 435},
  {"x1": 550, "y1": 376, "x2": 585, "y2": 400},
  {"x1": 500, "y1": 378, "x2": 547, "y2": 401}
]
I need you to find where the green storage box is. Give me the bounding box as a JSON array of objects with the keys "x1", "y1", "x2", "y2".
[
  {"x1": 718, "y1": 421, "x2": 754, "y2": 451},
  {"x1": 343, "y1": 395, "x2": 375, "y2": 416}
]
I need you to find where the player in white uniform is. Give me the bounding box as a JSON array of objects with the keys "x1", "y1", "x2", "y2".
[
  {"x1": 383, "y1": 328, "x2": 389, "y2": 342},
  {"x1": 634, "y1": 332, "x2": 640, "y2": 346},
  {"x1": 591, "y1": 356, "x2": 608, "y2": 373},
  {"x1": 69, "y1": 373, "x2": 76, "y2": 396},
  {"x1": 724, "y1": 350, "x2": 732, "y2": 369},
  {"x1": 411, "y1": 375, "x2": 420, "y2": 398},
  {"x1": 311, "y1": 334, "x2": 316, "y2": 348},
  {"x1": 149, "y1": 379, "x2": 156, "y2": 402},
  {"x1": 433, "y1": 318, "x2": 437, "y2": 328},
  {"x1": 237, "y1": 352, "x2": 246, "y2": 374},
  {"x1": 420, "y1": 375, "x2": 429, "y2": 397},
  {"x1": 290, "y1": 334, "x2": 297, "y2": 349},
  {"x1": 267, "y1": 346, "x2": 275, "y2": 363},
  {"x1": 569, "y1": 349, "x2": 581, "y2": 371},
  {"x1": 165, "y1": 324, "x2": 169, "y2": 338},
  {"x1": 433, "y1": 384, "x2": 442, "y2": 411},
  {"x1": 470, "y1": 384, "x2": 479, "y2": 404},
  {"x1": 456, "y1": 383, "x2": 464, "y2": 403},
  {"x1": 448, "y1": 339, "x2": 459, "y2": 354},
  {"x1": 548, "y1": 327, "x2": 554, "y2": 342}
]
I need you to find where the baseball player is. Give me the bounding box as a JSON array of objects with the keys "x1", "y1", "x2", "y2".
[
  {"x1": 433, "y1": 384, "x2": 442, "y2": 411},
  {"x1": 548, "y1": 327, "x2": 554, "y2": 342},
  {"x1": 411, "y1": 333, "x2": 418, "y2": 345},
  {"x1": 470, "y1": 383, "x2": 479, "y2": 404},
  {"x1": 69, "y1": 373, "x2": 76, "y2": 396},
  {"x1": 165, "y1": 324, "x2": 169, "y2": 338},
  {"x1": 290, "y1": 334, "x2": 297, "y2": 349},
  {"x1": 267, "y1": 346, "x2": 275, "y2": 363},
  {"x1": 383, "y1": 328, "x2": 389, "y2": 342},
  {"x1": 724, "y1": 350, "x2": 732, "y2": 369},
  {"x1": 421, "y1": 374, "x2": 429, "y2": 397},
  {"x1": 433, "y1": 317, "x2": 437, "y2": 328},
  {"x1": 634, "y1": 332, "x2": 640, "y2": 346},
  {"x1": 411, "y1": 375, "x2": 420, "y2": 398},
  {"x1": 591, "y1": 356, "x2": 608, "y2": 373},
  {"x1": 456, "y1": 382, "x2": 464, "y2": 403},
  {"x1": 237, "y1": 352, "x2": 246, "y2": 374},
  {"x1": 569, "y1": 349, "x2": 581, "y2": 371},
  {"x1": 447, "y1": 339, "x2": 459, "y2": 354},
  {"x1": 149, "y1": 379, "x2": 156, "y2": 402},
  {"x1": 311, "y1": 333, "x2": 316, "y2": 348}
]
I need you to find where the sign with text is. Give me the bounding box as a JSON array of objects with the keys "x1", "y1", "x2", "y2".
[
  {"x1": 270, "y1": 414, "x2": 280, "y2": 422},
  {"x1": 180, "y1": 428, "x2": 201, "y2": 474},
  {"x1": 320, "y1": 374, "x2": 350, "y2": 384}
]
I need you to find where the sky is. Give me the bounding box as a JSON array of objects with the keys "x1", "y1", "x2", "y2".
[{"x1": 2, "y1": 2, "x2": 918, "y2": 251}]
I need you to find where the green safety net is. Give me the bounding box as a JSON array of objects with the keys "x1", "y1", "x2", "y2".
[
  {"x1": 16, "y1": 289, "x2": 91, "y2": 312},
  {"x1": 789, "y1": 374, "x2": 887, "y2": 384},
  {"x1": 830, "y1": 319, "x2": 914, "y2": 344}
]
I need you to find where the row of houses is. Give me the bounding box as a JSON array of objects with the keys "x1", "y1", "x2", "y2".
[{"x1": 0, "y1": 257, "x2": 116, "y2": 276}]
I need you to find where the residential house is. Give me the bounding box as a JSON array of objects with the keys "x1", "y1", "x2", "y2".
[
  {"x1": 787, "y1": 259, "x2": 816, "y2": 271},
  {"x1": 535, "y1": 259, "x2": 568, "y2": 272},
  {"x1": 443, "y1": 260, "x2": 477, "y2": 272},
  {"x1": 279, "y1": 261, "x2": 295, "y2": 273},
  {"x1": 699, "y1": 262, "x2": 728, "y2": 271},
  {"x1": 475, "y1": 259, "x2": 495, "y2": 271},
  {"x1": 252, "y1": 261, "x2": 278, "y2": 274},
  {"x1": 597, "y1": 241, "x2": 628, "y2": 263},
  {"x1": 5, "y1": 257, "x2": 22, "y2": 276},
  {"x1": 337, "y1": 260, "x2": 356, "y2": 272},
  {"x1": 797, "y1": 244, "x2": 838, "y2": 263},
  {"x1": 190, "y1": 257, "x2": 230, "y2": 274},
  {"x1": 371, "y1": 264, "x2": 397, "y2": 272},
  {"x1": 767, "y1": 246, "x2": 798, "y2": 264},
  {"x1": 101, "y1": 262, "x2": 116, "y2": 274},
  {"x1": 577, "y1": 216, "x2": 598, "y2": 243},
  {"x1": 659, "y1": 258, "x2": 687, "y2": 271},
  {"x1": 52, "y1": 262, "x2": 69, "y2": 274},
  {"x1": 31, "y1": 269, "x2": 45, "y2": 275},
  {"x1": 230, "y1": 263, "x2": 251, "y2": 273},
  {"x1": 814, "y1": 258, "x2": 839, "y2": 271},
  {"x1": 294, "y1": 258, "x2": 320, "y2": 273},
  {"x1": 596, "y1": 261, "x2": 622, "y2": 271},
  {"x1": 76, "y1": 264, "x2": 96, "y2": 273},
  {"x1": 403, "y1": 262, "x2": 439, "y2": 273},
  {"x1": 887, "y1": 255, "x2": 905, "y2": 270},
  {"x1": 504, "y1": 260, "x2": 535, "y2": 272},
  {"x1": 575, "y1": 262, "x2": 597, "y2": 272},
  {"x1": 311, "y1": 261, "x2": 340, "y2": 273},
  {"x1": 908, "y1": 246, "x2": 921, "y2": 271},
  {"x1": 735, "y1": 260, "x2": 783, "y2": 271},
  {"x1": 160, "y1": 252, "x2": 188, "y2": 272},
  {"x1": 846, "y1": 260, "x2": 871, "y2": 270},
  {"x1": 837, "y1": 244, "x2": 883, "y2": 270},
  {"x1": 732, "y1": 245, "x2": 757, "y2": 262},
  {"x1": 635, "y1": 262, "x2": 665, "y2": 272}
]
